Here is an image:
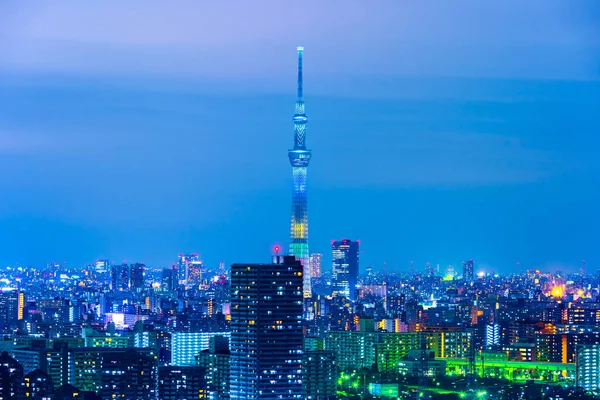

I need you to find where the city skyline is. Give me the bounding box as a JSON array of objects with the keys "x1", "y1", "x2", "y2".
[
  {"x1": 3, "y1": 4, "x2": 600, "y2": 400},
  {"x1": 1, "y1": 2, "x2": 599, "y2": 272}
]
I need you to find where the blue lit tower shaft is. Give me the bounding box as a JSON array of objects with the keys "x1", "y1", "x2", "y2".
[{"x1": 288, "y1": 46, "x2": 312, "y2": 298}]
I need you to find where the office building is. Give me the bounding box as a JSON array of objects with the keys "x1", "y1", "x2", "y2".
[
  {"x1": 162, "y1": 268, "x2": 177, "y2": 292},
  {"x1": 110, "y1": 264, "x2": 130, "y2": 291},
  {"x1": 332, "y1": 239, "x2": 359, "y2": 300},
  {"x1": 129, "y1": 263, "x2": 145, "y2": 290},
  {"x1": 94, "y1": 260, "x2": 110, "y2": 282},
  {"x1": 309, "y1": 253, "x2": 322, "y2": 278},
  {"x1": 158, "y1": 366, "x2": 207, "y2": 400},
  {"x1": 177, "y1": 254, "x2": 200, "y2": 285},
  {"x1": 187, "y1": 260, "x2": 203, "y2": 287},
  {"x1": 463, "y1": 260, "x2": 474, "y2": 282},
  {"x1": 230, "y1": 256, "x2": 303, "y2": 399}
]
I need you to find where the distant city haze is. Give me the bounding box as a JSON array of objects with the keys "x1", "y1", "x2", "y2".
[{"x1": 0, "y1": 1, "x2": 599, "y2": 272}]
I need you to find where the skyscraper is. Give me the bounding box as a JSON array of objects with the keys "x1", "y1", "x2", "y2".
[
  {"x1": 129, "y1": 263, "x2": 145, "y2": 290},
  {"x1": 177, "y1": 254, "x2": 200, "y2": 285},
  {"x1": 332, "y1": 240, "x2": 360, "y2": 300},
  {"x1": 577, "y1": 344, "x2": 600, "y2": 392},
  {"x1": 288, "y1": 46, "x2": 312, "y2": 298},
  {"x1": 462, "y1": 259, "x2": 474, "y2": 282},
  {"x1": 230, "y1": 256, "x2": 303, "y2": 399},
  {"x1": 187, "y1": 260, "x2": 203, "y2": 287},
  {"x1": 309, "y1": 253, "x2": 322, "y2": 278},
  {"x1": 110, "y1": 263, "x2": 129, "y2": 291}
]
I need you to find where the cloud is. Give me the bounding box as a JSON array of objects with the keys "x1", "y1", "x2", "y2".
[
  {"x1": 316, "y1": 130, "x2": 556, "y2": 187},
  {"x1": 1, "y1": 1, "x2": 598, "y2": 80}
]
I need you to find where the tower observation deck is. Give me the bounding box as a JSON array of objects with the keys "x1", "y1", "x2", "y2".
[{"x1": 288, "y1": 46, "x2": 312, "y2": 298}]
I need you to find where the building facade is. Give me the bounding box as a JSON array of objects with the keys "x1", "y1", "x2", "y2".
[
  {"x1": 332, "y1": 240, "x2": 359, "y2": 300},
  {"x1": 303, "y1": 350, "x2": 337, "y2": 399},
  {"x1": 230, "y1": 256, "x2": 303, "y2": 399},
  {"x1": 462, "y1": 260, "x2": 474, "y2": 282},
  {"x1": 309, "y1": 253, "x2": 322, "y2": 279},
  {"x1": 171, "y1": 332, "x2": 230, "y2": 366},
  {"x1": 158, "y1": 366, "x2": 207, "y2": 400},
  {"x1": 577, "y1": 344, "x2": 600, "y2": 392}
]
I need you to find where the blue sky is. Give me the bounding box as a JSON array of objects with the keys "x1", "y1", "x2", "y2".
[{"x1": 0, "y1": 1, "x2": 599, "y2": 273}]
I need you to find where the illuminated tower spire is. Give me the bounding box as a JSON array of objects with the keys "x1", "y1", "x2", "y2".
[{"x1": 288, "y1": 46, "x2": 312, "y2": 298}]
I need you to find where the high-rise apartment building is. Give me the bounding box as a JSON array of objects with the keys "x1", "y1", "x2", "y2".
[
  {"x1": 158, "y1": 366, "x2": 207, "y2": 400},
  {"x1": 303, "y1": 350, "x2": 337, "y2": 399},
  {"x1": 197, "y1": 336, "x2": 230, "y2": 400},
  {"x1": 577, "y1": 344, "x2": 600, "y2": 391},
  {"x1": 230, "y1": 256, "x2": 303, "y2": 399},
  {"x1": 309, "y1": 253, "x2": 322, "y2": 279},
  {"x1": 485, "y1": 323, "x2": 501, "y2": 348},
  {"x1": 332, "y1": 240, "x2": 359, "y2": 300},
  {"x1": 171, "y1": 332, "x2": 230, "y2": 366}
]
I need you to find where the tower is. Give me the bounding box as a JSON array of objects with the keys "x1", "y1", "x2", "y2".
[{"x1": 288, "y1": 46, "x2": 312, "y2": 298}]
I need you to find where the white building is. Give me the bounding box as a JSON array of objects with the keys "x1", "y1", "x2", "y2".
[
  {"x1": 171, "y1": 332, "x2": 230, "y2": 366},
  {"x1": 577, "y1": 345, "x2": 600, "y2": 392},
  {"x1": 485, "y1": 323, "x2": 500, "y2": 348}
]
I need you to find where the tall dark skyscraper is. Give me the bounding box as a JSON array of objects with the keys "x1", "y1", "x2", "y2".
[
  {"x1": 111, "y1": 263, "x2": 129, "y2": 291},
  {"x1": 463, "y1": 259, "x2": 474, "y2": 282},
  {"x1": 129, "y1": 262, "x2": 145, "y2": 290},
  {"x1": 332, "y1": 239, "x2": 360, "y2": 300},
  {"x1": 110, "y1": 263, "x2": 144, "y2": 291},
  {"x1": 288, "y1": 46, "x2": 312, "y2": 298},
  {"x1": 230, "y1": 256, "x2": 303, "y2": 399}
]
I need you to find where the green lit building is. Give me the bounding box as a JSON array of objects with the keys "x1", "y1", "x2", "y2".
[
  {"x1": 196, "y1": 336, "x2": 230, "y2": 399},
  {"x1": 303, "y1": 350, "x2": 337, "y2": 399}
]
